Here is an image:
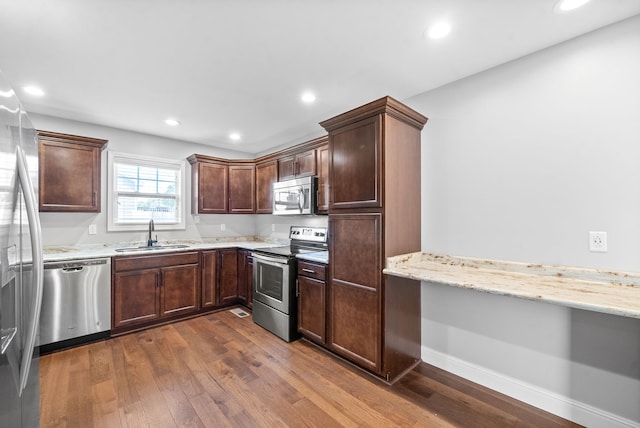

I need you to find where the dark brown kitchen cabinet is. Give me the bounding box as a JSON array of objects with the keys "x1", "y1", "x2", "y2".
[
  {"x1": 297, "y1": 260, "x2": 327, "y2": 345},
  {"x1": 112, "y1": 252, "x2": 200, "y2": 335},
  {"x1": 112, "y1": 269, "x2": 160, "y2": 328},
  {"x1": 278, "y1": 148, "x2": 316, "y2": 181},
  {"x1": 316, "y1": 143, "x2": 329, "y2": 213},
  {"x1": 201, "y1": 250, "x2": 219, "y2": 308},
  {"x1": 188, "y1": 155, "x2": 256, "y2": 214},
  {"x1": 229, "y1": 164, "x2": 256, "y2": 213},
  {"x1": 37, "y1": 130, "x2": 107, "y2": 212},
  {"x1": 255, "y1": 161, "x2": 277, "y2": 214},
  {"x1": 191, "y1": 159, "x2": 228, "y2": 214},
  {"x1": 160, "y1": 264, "x2": 200, "y2": 317},
  {"x1": 328, "y1": 213, "x2": 381, "y2": 370},
  {"x1": 218, "y1": 248, "x2": 238, "y2": 304},
  {"x1": 327, "y1": 115, "x2": 382, "y2": 209},
  {"x1": 320, "y1": 96, "x2": 427, "y2": 383},
  {"x1": 200, "y1": 248, "x2": 239, "y2": 308},
  {"x1": 237, "y1": 249, "x2": 253, "y2": 307}
]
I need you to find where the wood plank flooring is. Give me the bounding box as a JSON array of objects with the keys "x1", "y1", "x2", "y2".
[{"x1": 40, "y1": 308, "x2": 581, "y2": 427}]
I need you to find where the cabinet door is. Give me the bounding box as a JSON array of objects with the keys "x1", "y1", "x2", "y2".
[
  {"x1": 316, "y1": 144, "x2": 329, "y2": 213},
  {"x1": 218, "y1": 249, "x2": 238, "y2": 305},
  {"x1": 247, "y1": 257, "x2": 253, "y2": 308},
  {"x1": 229, "y1": 164, "x2": 255, "y2": 213},
  {"x1": 201, "y1": 250, "x2": 218, "y2": 308},
  {"x1": 328, "y1": 213, "x2": 382, "y2": 372},
  {"x1": 329, "y1": 115, "x2": 382, "y2": 209},
  {"x1": 198, "y1": 162, "x2": 228, "y2": 213},
  {"x1": 39, "y1": 140, "x2": 101, "y2": 212},
  {"x1": 113, "y1": 269, "x2": 160, "y2": 328},
  {"x1": 277, "y1": 156, "x2": 296, "y2": 181},
  {"x1": 255, "y1": 161, "x2": 277, "y2": 214},
  {"x1": 277, "y1": 149, "x2": 316, "y2": 181},
  {"x1": 295, "y1": 149, "x2": 317, "y2": 177},
  {"x1": 298, "y1": 276, "x2": 326, "y2": 344},
  {"x1": 237, "y1": 250, "x2": 251, "y2": 305},
  {"x1": 161, "y1": 263, "x2": 199, "y2": 317}
]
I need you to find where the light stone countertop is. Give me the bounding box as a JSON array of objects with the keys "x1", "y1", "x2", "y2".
[
  {"x1": 43, "y1": 236, "x2": 286, "y2": 263},
  {"x1": 384, "y1": 252, "x2": 640, "y2": 319},
  {"x1": 295, "y1": 251, "x2": 329, "y2": 264}
]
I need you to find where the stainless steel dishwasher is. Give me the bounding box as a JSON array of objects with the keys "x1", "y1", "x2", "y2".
[{"x1": 40, "y1": 258, "x2": 111, "y2": 347}]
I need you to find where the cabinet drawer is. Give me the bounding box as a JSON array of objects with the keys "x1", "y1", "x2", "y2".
[
  {"x1": 113, "y1": 251, "x2": 199, "y2": 272},
  {"x1": 297, "y1": 261, "x2": 326, "y2": 281}
]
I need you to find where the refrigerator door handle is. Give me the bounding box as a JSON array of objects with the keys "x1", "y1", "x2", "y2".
[{"x1": 15, "y1": 145, "x2": 43, "y2": 396}]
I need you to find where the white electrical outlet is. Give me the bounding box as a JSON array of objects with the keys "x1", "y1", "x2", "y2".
[
  {"x1": 221, "y1": 223, "x2": 226, "y2": 231},
  {"x1": 589, "y1": 231, "x2": 607, "y2": 252},
  {"x1": 272, "y1": 224, "x2": 276, "y2": 232},
  {"x1": 88, "y1": 224, "x2": 97, "y2": 235},
  {"x1": 193, "y1": 215, "x2": 200, "y2": 224}
]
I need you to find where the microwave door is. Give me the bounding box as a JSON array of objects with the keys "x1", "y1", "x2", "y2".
[{"x1": 274, "y1": 187, "x2": 303, "y2": 214}]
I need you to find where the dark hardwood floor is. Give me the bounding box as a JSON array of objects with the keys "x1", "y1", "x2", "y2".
[{"x1": 40, "y1": 308, "x2": 581, "y2": 427}]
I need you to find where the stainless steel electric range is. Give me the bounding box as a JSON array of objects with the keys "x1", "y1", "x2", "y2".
[{"x1": 251, "y1": 226, "x2": 328, "y2": 342}]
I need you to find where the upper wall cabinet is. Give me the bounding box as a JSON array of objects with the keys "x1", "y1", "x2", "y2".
[
  {"x1": 187, "y1": 155, "x2": 255, "y2": 214},
  {"x1": 316, "y1": 143, "x2": 329, "y2": 214},
  {"x1": 277, "y1": 148, "x2": 316, "y2": 181},
  {"x1": 255, "y1": 160, "x2": 277, "y2": 214},
  {"x1": 228, "y1": 163, "x2": 256, "y2": 214},
  {"x1": 190, "y1": 157, "x2": 228, "y2": 214},
  {"x1": 189, "y1": 135, "x2": 328, "y2": 215},
  {"x1": 38, "y1": 130, "x2": 108, "y2": 212}
]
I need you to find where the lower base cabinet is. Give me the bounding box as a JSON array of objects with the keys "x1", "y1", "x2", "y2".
[
  {"x1": 112, "y1": 252, "x2": 200, "y2": 334},
  {"x1": 297, "y1": 260, "x2": 327, "y2": 345},
  {"x1": 112, "y1": 248, "x2": 250, "y2": 336},
  {"x1": 330, "y1": 281, "x2": 380, "y2": 371},
  {"x1": 238, "y1": 250, "x2": 253, "y2": 307},
  {"x1": 201, "y1": 248, "x2": 239, "y2": 308}
]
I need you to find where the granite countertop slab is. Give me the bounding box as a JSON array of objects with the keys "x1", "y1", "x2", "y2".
[
  {"x1": 295, "y1": 251, "x2": 329, "y2": 264},
  {"x1": 384, "y1": 252, "x2": 640, "y2": 319},
  {"x1": 43, "y1": 236, "x2": 286, "y2": 262}
]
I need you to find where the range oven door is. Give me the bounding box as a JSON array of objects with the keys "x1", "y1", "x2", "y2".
[{"x1": 252, "y1": 253, "x2": 293, "y2": 314}]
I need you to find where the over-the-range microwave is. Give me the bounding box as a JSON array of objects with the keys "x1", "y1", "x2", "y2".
[{"x1": 272, "y1": 176, "x2": 317, "y2": 215}]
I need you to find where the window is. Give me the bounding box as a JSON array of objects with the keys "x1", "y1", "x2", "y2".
[{"x1": 108, "y1": 151, "x2": 186, "y2": 231}]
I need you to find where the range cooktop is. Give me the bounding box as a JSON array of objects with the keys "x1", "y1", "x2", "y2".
[{"x1": 253, "y1": 226, "x2": 328, "y2": 258}]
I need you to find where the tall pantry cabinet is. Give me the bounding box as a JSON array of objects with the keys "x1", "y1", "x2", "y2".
[{"x1": 320, "y1": 96, "x2": 427, "y2": 383}]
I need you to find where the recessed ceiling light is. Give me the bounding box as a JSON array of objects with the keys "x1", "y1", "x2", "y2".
[
  {"x1": 301, "y1": 92, "x2": 316, "y2": 103},
  {"x1": 229, "y1": 132, "x2": 241, "y2": 141},
  {"x1": 23, "y1": 85, "x2": 45, "y2": 96},
  {"x1": 164, "y1": 118, "x2": 180, "y2": 126},
  {"x1": 425, "y1": 22, "x2": 451, "y2": 40},
  {"x1": 554, "y1": 0, "x2": 590, "y2": 13}
]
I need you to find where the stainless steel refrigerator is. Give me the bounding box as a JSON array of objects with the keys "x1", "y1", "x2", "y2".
[{"x1": 0, "y1": 69, "x2": 44, "y2": 427}]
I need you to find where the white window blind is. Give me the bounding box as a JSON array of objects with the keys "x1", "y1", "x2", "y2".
[{"x1": 108, "y1": 152, "x2": 185, "y2": 231}]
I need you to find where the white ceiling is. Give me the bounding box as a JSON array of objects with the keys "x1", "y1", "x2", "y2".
[{"x1": 1, "y1": 0, "x2": 639, "y2": 155}]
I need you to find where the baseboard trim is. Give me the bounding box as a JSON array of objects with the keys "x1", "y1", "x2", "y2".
[{"x1": 421, "y1": 346, "x2": 640, "y2": 428}]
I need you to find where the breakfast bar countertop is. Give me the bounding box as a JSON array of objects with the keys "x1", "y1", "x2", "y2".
[{"x1": 384, "y1": 252, "x2": 640, "y2": 319}]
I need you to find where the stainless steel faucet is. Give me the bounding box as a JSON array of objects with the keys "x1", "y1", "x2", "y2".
[{"x1": 147, "y1": 219, "x2": 157, "y2": 247}]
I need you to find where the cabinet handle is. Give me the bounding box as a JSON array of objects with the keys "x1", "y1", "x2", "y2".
[
  {"x1": 302, "y1": 268, "x2": 316, "y2": 274},
  {"x1": 296, "y1": 279, "x2": 299, "y2": 297}
]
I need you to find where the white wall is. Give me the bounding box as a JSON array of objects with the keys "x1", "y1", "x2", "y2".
[{"x1": 408, "y1": 15, "x2": 640, "y2": 427}]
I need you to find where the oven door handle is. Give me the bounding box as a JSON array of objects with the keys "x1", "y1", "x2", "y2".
[{"x1": 251, "y1": 253, "x2": 290, "y2": 266}]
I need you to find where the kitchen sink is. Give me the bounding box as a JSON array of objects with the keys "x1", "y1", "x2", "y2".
[{"x1": 115, "y1": 244, "x2": 190, "y2": 252}]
